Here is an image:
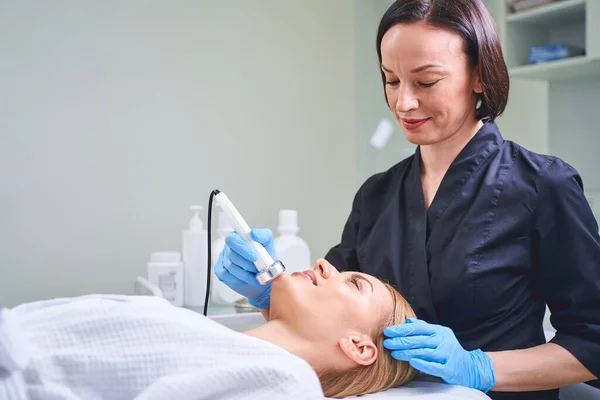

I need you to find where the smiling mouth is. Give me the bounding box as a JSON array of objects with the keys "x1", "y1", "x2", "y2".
[
  {"x1": 299, "y1": 270, "x2": 318, "y2": 286},
  {"x1": 400, "y1": 117, "x2": 430, "y2": 131}
]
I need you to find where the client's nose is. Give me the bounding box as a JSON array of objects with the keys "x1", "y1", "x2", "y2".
[
  {"x1": 314, "y1": 258, "x2": 336, "y2": 279},
  {"x1": 314, "y1": 261, "x2": 326, "y2": 277}
]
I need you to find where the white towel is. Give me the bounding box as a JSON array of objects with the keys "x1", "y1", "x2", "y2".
[
  {"x1": 0, "y1": 308, "x2": 30, "y2": 400},
  {"x1": 2, "y1": 294, "x2": 323, "y2": 400}
]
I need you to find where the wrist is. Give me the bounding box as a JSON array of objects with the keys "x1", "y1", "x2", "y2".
[{"x1": 470, "y1": 349, "x2": 496, "y2": 393}]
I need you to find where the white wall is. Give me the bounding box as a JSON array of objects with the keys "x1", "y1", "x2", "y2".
[
  {"x1": 0, "y1": 0, "x2": 355, "y2": 307},
  {"x1": 354, "y1": 0, "x2": 418, "y2": 185},
  {"x1": 496, "y1": 78, "x2": 549, "y2": 155},
  {"x1": 549, "y1": 80, "x2": 600, "y2": 191}
]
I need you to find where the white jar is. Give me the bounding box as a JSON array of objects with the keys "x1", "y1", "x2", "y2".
[{"x1": 147, "y1": 252, "x2": 184, "y2": 306}]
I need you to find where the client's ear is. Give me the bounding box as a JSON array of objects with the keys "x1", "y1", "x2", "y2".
[{"x1": 338, "y1": 335, "x2": 378, "y2": 366}]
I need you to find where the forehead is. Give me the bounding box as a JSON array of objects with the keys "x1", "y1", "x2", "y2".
[{"x1": 380, "y1": 22, "x2": 465, "y2": 69}]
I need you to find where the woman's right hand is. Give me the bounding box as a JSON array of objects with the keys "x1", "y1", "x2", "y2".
[{"x1": 214, "y1": 228, "x2": 276, "y2": 310}]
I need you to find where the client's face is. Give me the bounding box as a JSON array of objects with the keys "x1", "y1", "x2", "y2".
[{"x1": 270, "y1": 259, "x2": 394, "y2": 368}]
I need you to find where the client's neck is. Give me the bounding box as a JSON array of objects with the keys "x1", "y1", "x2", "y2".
[{"x1": 244, "y1": 320, "x2": 329, "y2": 373}]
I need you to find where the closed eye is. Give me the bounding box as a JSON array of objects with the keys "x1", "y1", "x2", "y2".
[
  {"x1": 419, "y1": 80, "x2": 441, "y2": 88},
  {"x1": 348, "y1": 275, "x2": 361, "y2": 290},
  {"x1": 386, "y1": 80, "x2": 400, "y2": 86},
  {"x1": 347, "y1": 273, "x2": 374, "y2": 293}
]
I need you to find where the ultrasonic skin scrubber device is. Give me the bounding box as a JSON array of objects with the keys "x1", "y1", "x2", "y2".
[
  {"x1": 203, "y1": 190, "x2": 286, "y2": 316},
  {"x1": 213, "y1": 191, "x2": 286, "y2": 285}
]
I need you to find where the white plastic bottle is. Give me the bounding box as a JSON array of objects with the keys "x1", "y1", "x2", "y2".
[
  {"x1": 273, "y1": 210, "x2": 311, "y2": 275},
  {"x1": 183, "y1": 205, "x2": 208, "y2": 307},
  {"x1": 147, "y1": 252, "x2": 184, "y2": 306},
  {"x1": 211, "y1": 211, "x2": 243, "y2": 305}
]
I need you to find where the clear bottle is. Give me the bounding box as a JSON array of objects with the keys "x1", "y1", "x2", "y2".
[
  {"x1": 183, "y1": 205, "x2": 208, "y2": 307},
  {"x1": 147, "y1": 252, "x2": 184, "y2": 306},
  {"x1": 273, "y1": 210, "x2": 311, "y2": 275},
  {"x1": 211, "y1": 211, "x2": 243, "y2": 304}
]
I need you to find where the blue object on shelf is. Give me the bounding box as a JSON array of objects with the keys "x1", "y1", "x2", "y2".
[{"x1": 528, "y1": 43, "x2": 585, "y2": 64}]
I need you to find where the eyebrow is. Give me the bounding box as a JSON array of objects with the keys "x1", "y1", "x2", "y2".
[
  {"x1": 380, "y1": 64, "x2": 443, "y2": 73},
  {"x1": 411, "y1": 64, "x2": 443, "y2": 73}
]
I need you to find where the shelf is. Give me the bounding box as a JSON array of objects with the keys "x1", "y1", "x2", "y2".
[
  {"x1": 506, "y1": 0, "x2": 586, "y2": 26},
  {"x1": 508, "y1": 55, "x2": 600, "y2": 81}
]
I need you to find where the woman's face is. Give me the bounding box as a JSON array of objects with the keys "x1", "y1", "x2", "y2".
[
  {"x1": 270, "y1": 259, "x2": 393, "y2": 349},
  {"x1": 380, "y1": 21, "x2": 483, "y2": 146}
]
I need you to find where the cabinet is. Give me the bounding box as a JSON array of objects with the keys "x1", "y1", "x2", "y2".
[{"x1": 502, "y1": 0, "x2": 600, "y2": 80}]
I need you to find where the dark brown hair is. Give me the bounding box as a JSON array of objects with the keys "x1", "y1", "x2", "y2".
[{"x1": 376, "y1": 0, "x2": 509, "y2": 121}]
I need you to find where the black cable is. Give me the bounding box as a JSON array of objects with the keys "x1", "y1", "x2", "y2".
[{"x1": 203, "y1": 189, "x2": 220, "y2": 316}]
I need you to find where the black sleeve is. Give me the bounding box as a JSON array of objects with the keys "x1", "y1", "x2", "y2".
[
  {"x1": 324, "y1": 185, "x2": 363, "y2": 272},
  {"x1": 533, "y1": 158, "x2": 600, "y2": 380}
]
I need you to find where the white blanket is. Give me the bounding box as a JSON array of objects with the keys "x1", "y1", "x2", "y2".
[{"x1": 0, "y1": 295, "x2": 323, "y2": 400}]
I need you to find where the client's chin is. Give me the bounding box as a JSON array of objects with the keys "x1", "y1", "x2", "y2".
[{"x1": 268, "y1": 273, "x2": 296, "y2": 306}]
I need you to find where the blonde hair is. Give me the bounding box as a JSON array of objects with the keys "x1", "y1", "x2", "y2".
[{"x1": 318, "y1": 282, "x2": 417, "y2": 398}]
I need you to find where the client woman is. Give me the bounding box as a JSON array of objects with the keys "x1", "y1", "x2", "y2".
[{"x1": 0, "y1": 259, "x2": 415, "y2": 399}]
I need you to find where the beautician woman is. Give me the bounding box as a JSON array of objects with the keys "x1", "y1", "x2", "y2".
[{"x1": 214, "y1": 1, "x2": 600, "y2": 399}]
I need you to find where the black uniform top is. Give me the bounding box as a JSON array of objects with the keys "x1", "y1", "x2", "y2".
[{"x1": 325, "y1": 121, "x2": 600, "y2": 400}]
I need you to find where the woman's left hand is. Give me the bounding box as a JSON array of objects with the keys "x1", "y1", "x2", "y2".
[{"x1": 383, "y1": 318, "x2": 496, "y2": 393}]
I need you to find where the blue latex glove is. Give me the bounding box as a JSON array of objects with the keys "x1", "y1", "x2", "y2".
[
  {"x1": 213, "y1": 228, "x2": 276, "y2": 309},
  {"x1": 383, "y1": 318, "x2": 496, "y2": 393}
]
